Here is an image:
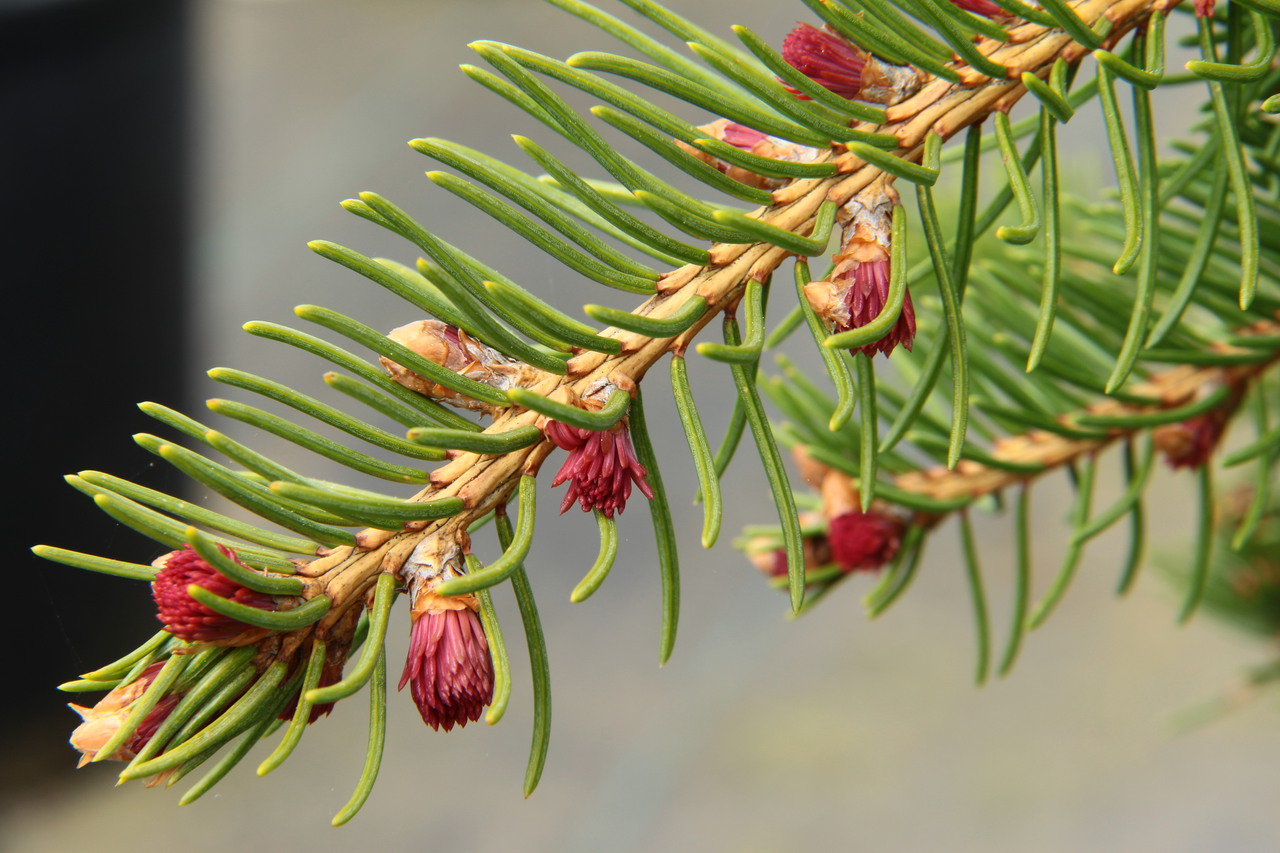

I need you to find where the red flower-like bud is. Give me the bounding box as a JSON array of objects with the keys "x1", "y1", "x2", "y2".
[
  {"x1": 1195, "y1": 0, "x2": 1215, "y2": 17},
  {"x1": 399, "y1": 594, "x2": 494, "y2": 732},
  {"x1": 769, "y1": 548, "x2": 789, "y2": 578},
  {"x1": 950, "y1": 0, "x2": 1005, "y2": 18},
  {"x1": 547, "y1": 419, "x2": 655, "y2": 518},
  {"x1": 804, "y1": 187, "x2": 915, "y2": 358},
  {"x1": 1154, "y1": 409, "x2": 1232, "y2": 470},
  {"x1": 782, "y1": 23, "x2": 869, "y2": 101},
  {"x1": 717, "y1": 121, "x2": 769, "y2": 151},
  {"x1": 674, "y1": 119, "x2": 823, "y2": 191},
  {"x1": 68, "y1": 661, "x2": 182, "y2": 767},
  {"x1": 828, "y1": 509, "x2": 904, "y2": 573},
  {"x1": 768, "y1": 533, "x2": 839, "y2": 579},
  {"x1": 743, "y1": 512, "x2": 833, "y2": 581},
  {"x1": 151, "y1": 546, "x2": 278, "y2": 645},
  {"x1": 833, "y1": 254, "x2": 916, "y2": 359}
]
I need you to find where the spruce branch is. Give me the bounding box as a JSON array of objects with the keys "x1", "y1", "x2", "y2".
[
  {"x1": 892, "y1": 319, "x2": 1280, "y2": 504},
  {"x1": 36, "y1": 0, "x2": 1280, "y2": 822},
  {"x1": 295, "y1": 0, "x2": 1183, "y2": 616}
]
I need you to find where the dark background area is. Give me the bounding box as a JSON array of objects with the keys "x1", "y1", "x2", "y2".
[{"x1": 2, "y1": 0, "x2": 190, "y2": 793}]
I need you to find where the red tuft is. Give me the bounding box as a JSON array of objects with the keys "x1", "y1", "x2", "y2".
[
  {"x1": 718, "y1": 122, "x2": 769, "y2": 151},
  {"x1": 781, "y1": 23, "x2": 868, "y2": 100},
  {"x1": 688, "y1": 119, "x2": 820, "y2": 191},
  {"x1": 438, "y1": 323, "x2": 463, "y2": 348},
  {"x1": 127, "y1": 692, "x2": 183, "y2": 754},
  {"x1": 950, "y1": 0, "x2": 1005, "y2": 18},
  {"x1": 834, "y1": 258, "x2": 916, "y2": 358},
  {"x1": 546, "y1": 420, "x2": 655, "y2": 518},
  {"x1": 151, "y1": 546, "x2": 278, "y2": 644},
  {"x1": 1194, "y1": 0, "x2": 1215, "y2": 17},
  {"x1": 767, "y1": 533, "x2": 835, "y2": 579},
  {"x1": 399, "y1": 607, "x2": 494, "y2": 732},
  {"x1": 770, "y1": 548, "x2": 790, "y2": 578},
  {"x1": 828, "y1": 510, "x2": 903, "y2": 572},
  {"x1": 1155, "y1": 410, "x2": 1230, "y2": 470}
]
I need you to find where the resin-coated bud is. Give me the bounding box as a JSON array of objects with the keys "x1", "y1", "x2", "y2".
[
  {"x1": 151, "y1": 546, "x2": 278, "y2": 646},
  {"x1": 676, "y1": 118, "x2": 823, "y2": 190},
  {"x1": 381, "y1": 319, "x2": 534, "y2": 416}
]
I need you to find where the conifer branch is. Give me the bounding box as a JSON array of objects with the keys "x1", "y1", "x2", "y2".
[
  {"x1": 39, "y1": 0, "x2": 1280, "y2": 821},
  {"x1": 892, "y1": 319, "x2": 1280, "y2": 506},
  {"x1": 294, "y1": 0, "x2": 1180, "y2": 623}
]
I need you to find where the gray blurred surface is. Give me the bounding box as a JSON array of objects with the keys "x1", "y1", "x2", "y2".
[{"x1": 7, "y1": 1, "x2": 1277, "y2": 851}]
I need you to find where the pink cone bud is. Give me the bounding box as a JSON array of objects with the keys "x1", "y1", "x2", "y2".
[
  {"x1": 68, "y1": 662, "x2": 182, "y2": 767},
  {"x1": 828, "y1": 509, "x2": 904, "y2": 573},
  {"x1": 805, "y1": 189, "x2": 915, "y2": 358},
  {"x1": 547, "y1": 419, "x2": 655, "y2": 518},
  {"x1": 399, "y1": 595, "x2": 494, "y2": 732},
  {"x1": 151, "y1": 546, "x2": 279, "y2": 645},
  {"x1": 950, "y1": 0, "x2": 1005, "y2": 18},
  {"x1": 830, "y1": 252, "x2": 916, "y2": 358},
  {"x1": 718, "y1": 121, "x2": 769, "y2": 151},
  {"x1": 1154, "y1": 410, "x2": 1230, "y2": 470},
  {"x1": 782, "y1": 23, "x2": 869, "y2": 101},
  {"x1": 676, "y1": 119, "x2": 822, "y2": 191}
]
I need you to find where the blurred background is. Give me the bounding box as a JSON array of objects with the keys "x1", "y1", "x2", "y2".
[{"x1": 5, "y1": 0, "x2": 1277, "y2": 851}]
